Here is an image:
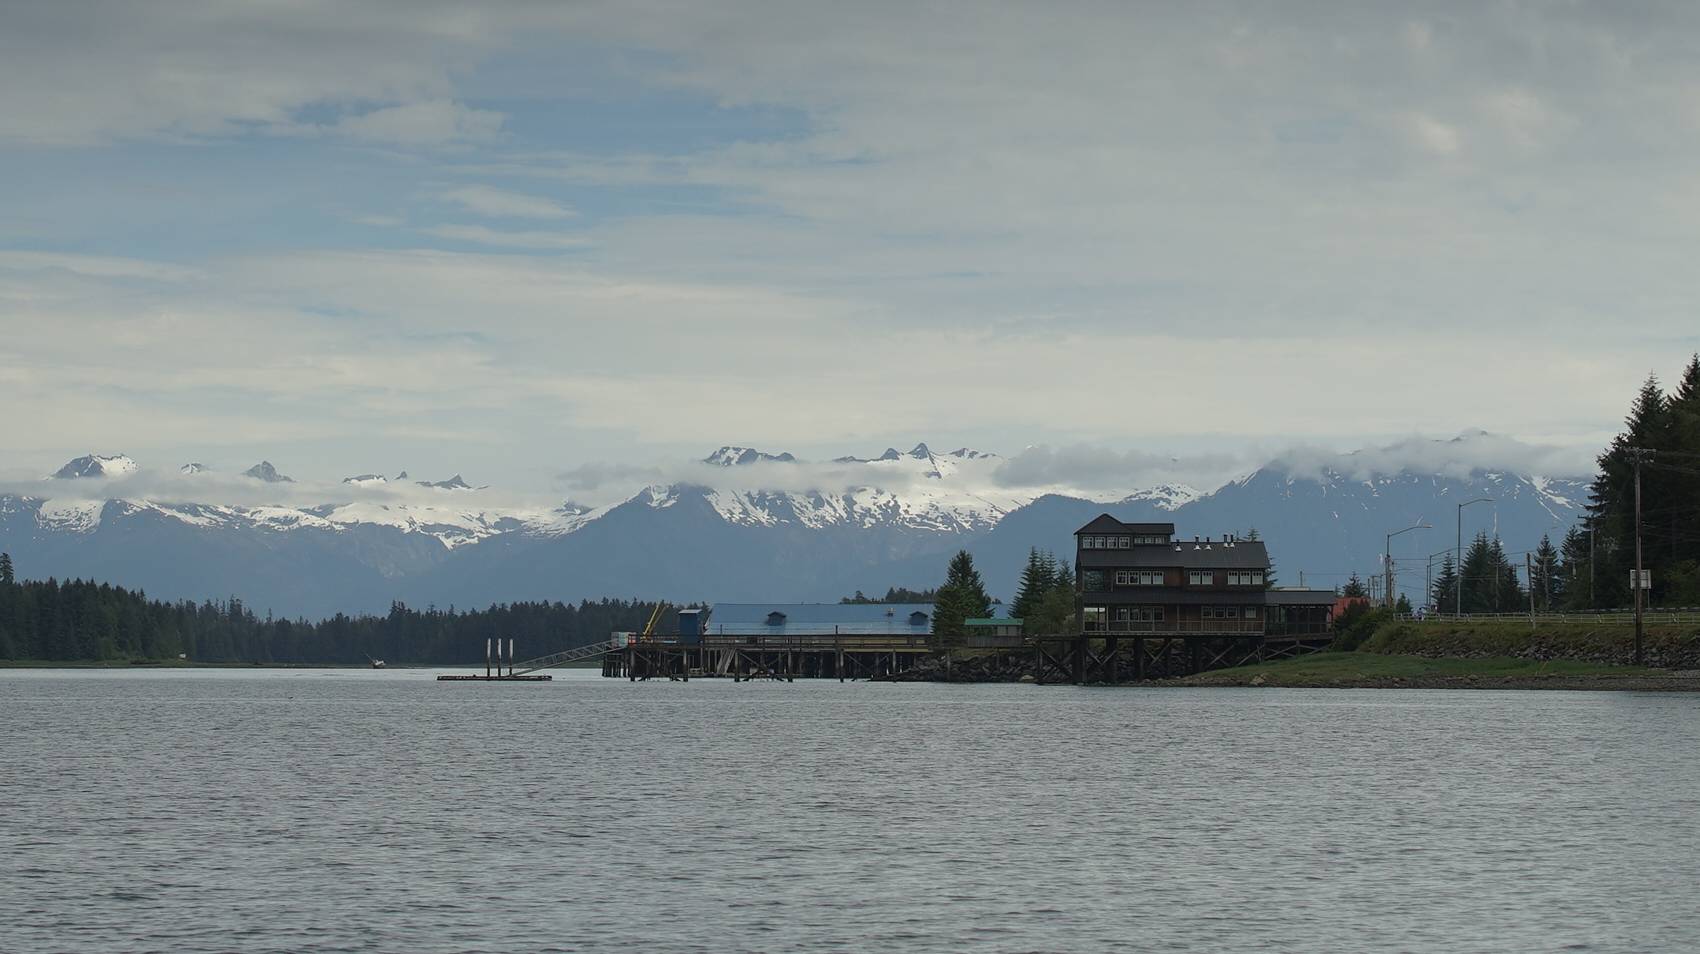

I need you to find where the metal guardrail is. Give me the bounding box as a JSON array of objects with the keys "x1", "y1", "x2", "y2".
[
  {"x1": 1397, "y1": 611, "x2": 1700, "y2": 625},
  {"x1": 510, "y1": 637, "x2": 626, "y2": 675}
]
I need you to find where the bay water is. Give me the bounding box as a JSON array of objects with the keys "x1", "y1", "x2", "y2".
[{"x1": 4, "y1": 669, "x2": 1698, "y2": 953}]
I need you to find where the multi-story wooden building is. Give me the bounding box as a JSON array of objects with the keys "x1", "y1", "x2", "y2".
[{"x1": 1074, "y1": 516, "x2": 1334, "y2": 637}]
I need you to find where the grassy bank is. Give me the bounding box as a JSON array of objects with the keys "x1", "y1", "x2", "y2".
[
  {"x1": 1170, "y1": 652, "x2": 1692, "y2": 690},
  {"x1": 1359, "y1": 617, "x2": 1700, "y2": 667}
]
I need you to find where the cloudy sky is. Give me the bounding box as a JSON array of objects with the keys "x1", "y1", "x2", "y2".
[{"x1": 3, "y1": 1, "x2": 1697, "y2": 491}]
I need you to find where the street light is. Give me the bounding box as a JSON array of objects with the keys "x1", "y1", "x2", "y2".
[
  {"x1": 1424, "y1": 547, "x2": 1454, "y2": 613},
  {"x1": 1385, "y1": 522, "x2": 1431, "y2": 609},
  {"x1": 1456, "y1": 497, "x2": 1493, "y2": 616}
]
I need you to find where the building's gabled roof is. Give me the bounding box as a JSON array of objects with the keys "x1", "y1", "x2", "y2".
[
  {"x1": 706, "y1": 602, "x2": 934, "y2": 636},
  {"x1": 1075, "y1": 515, "x2": 1177, "y2": 535}
]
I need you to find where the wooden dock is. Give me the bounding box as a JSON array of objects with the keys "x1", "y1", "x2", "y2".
[
  {"x1": 603, "y1": 633, "x2": 935, "y2": 681},
  {"x1": 1029, "y1": 629, "x2": 1333, "y2": 684},
  {"x1": 436, "y1": 674, "x2": 553, "y2": 681}
]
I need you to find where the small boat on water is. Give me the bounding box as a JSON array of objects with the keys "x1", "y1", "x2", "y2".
[{"x1": 367, "y1": 655, "x2": 386, "y2": 669}]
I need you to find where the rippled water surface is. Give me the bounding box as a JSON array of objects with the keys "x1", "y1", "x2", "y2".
[{"x1": 4, "y1": 669, "x2": 1700, "y2": 953}]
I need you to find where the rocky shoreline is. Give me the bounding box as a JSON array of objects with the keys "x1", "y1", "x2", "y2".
[{"x1": 871, "y1": 651, "x2": 1700, "y2": 691}]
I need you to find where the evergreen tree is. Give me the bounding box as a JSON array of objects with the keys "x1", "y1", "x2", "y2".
[
  {"x1": 1531, "y1": 534, "x2": 1562, "y2": 611},
  {"x1": 1011, "y1": 548, "x2": 1058, "y2": 625},
  {"x1": 1028, "y1": 585, "x2": 1076, "y2": 636},
  {"x1": 1587, "y1": 372, "x2": 1671, "y2": 608},
  {"x1": 1459, "y1": 532, "x2": 1494, "y2": 613},
  {"x1": 1489, "y1": 536, "x2": 1525, "y2": 613},
  {"x1": 1394, "y1": 593, "x2": 1413, "y2": 615},
  {"x1": 0, "y1": 552, "x2": 12, "y2": 586},
  {"x1": 1430, "y1": 553, "x2": 1459, "y2": 613},
  {"x1": 930, "y1": 550, "x2": 992, "y2": 649},
  {"x1": 1342, "y1": 573, "x2": 1367, "y2": 598},
  {"x1": 1559, "y1": 526, "x2": 1593, "y2": 611}
]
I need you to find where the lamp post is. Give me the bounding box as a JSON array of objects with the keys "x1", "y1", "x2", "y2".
[
  {"x1": 1456, "y1": 497, "x2": 1493, "y2": 616},
  {"x1": 1424, "y1": 548, "x2": 1453, "y2": 613},
  {"x1": 1385, "y1": 523, "x2": 1431, "y2": 610}
]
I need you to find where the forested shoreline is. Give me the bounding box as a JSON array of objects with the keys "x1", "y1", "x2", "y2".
[{"x1": 0, "y1": 561, "x2": 660, "y2": 664}]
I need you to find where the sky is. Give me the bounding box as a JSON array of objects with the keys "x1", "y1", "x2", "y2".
[{"x1": 3, "y1": 1, "x2": 1698, "y2": 494}]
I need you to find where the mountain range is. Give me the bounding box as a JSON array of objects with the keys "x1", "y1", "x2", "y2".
[{"x1": 0, "y1": 440, "x2": 1590, "y2": 619}]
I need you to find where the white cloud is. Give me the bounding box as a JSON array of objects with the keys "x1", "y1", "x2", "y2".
[
  {"x1": 421, "y1": 224, "x2": 591, "y2": 249},
  {"x1": 331, "y1": 100, "x2": 504, "y2": 145},
  {"x1": 440, "y1": 185, "x2": 575, "y2": 219},
  {"x1": 1399, "y1": 111, "x2": 1463, "y2": 157}
]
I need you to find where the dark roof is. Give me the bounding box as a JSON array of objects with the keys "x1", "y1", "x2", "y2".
[
  {"x1": 1075, "y1": 515, "x2": 1176, "y2": 535},
  {"x1": 1079, "y1": 539, "x2": 1269, "y2": 569},
  {"x1": 1264, "y1": 589, "x2": 1342, "y2": 606}
]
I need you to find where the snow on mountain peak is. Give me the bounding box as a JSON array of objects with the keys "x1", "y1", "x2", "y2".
[
  {"x1": 703, "y1": 446, "x2": 798, "y2": 467},
  {"x1": 52, "y1": 454, "x2": 138, "y2": 479},
  {"x1": 243, "y1": 461, "x2": 294, "y2": 483},
  {"x1": 342, "y1": 473, "x2": 388, "y2": 486},
  {"x1": 418, "y1": 474, "x2": 473, "y2": 490},
  {"x1": 179, "y1": 462, "x2": 207, "y2": 475},
  {"x1": 1120, "y1": 483, "x2": 1202, "y2": 511}
]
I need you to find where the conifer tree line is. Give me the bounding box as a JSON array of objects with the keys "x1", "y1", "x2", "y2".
[
  {"x1": 0, "y1": 558, "x2": 659, "y2": 663},
  {"x1": 1575, "y1": 355, "x2": 1700, "y2": 609},
  {"x1": 1419, "y1": 355, "x2": 1700, "y2": 613}
]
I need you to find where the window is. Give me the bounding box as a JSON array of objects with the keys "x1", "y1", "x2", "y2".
[
  {"x1": 1083, "y1": 606, "x2": 1106, "y2": 632},
  {"x1": 1117, "y1": 536, "x2": 1130, "y2": 548},
  {"x1": 1188, "y1": 570, "x2": 1214, "y2": 586},
  {"x1": 1112, "y1": 607, "x2": 1164, "y2": 627},
  {"x1": 1114, "y1": 570, "x2": 1164, "y2": 586},
  {"x1": 1083, "y1": 570, "x2": 1107, "y2": 591},
  {"x1": 1227, "y1": 570, "x2": 1266, "y2": 587}
]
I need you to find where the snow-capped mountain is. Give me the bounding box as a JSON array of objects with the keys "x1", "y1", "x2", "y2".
[
  {"x1": 244, "y1": 461, "x2": 293, "y2": 483},
  {"x1": 0, "y1": 440, "x2": 1593, "y2": 618},
  {"x1": 51, "y1": 454, "x2": 138, "y2": 479}
]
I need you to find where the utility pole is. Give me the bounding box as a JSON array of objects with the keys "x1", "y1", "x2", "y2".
[
  {"x1": 1526, "y1": 552, "x2": 1535, "y2": 631},
  {"x1": 1385, "y1": 523, "x2": 1431, "y2": 610},
  {"x1": 1630, "y1": 448, "x2": 1651, "y2": 665}
]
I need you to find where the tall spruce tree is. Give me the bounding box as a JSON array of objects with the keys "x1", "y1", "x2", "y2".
[
  {"x1": 0, "y1": 552, "x2": 12, "y2": 586},
  {"x1": 931, "y1": 550, "x2": 992, "y2": 649},
  {"x1": 1430, "y1": 553, "x2": 1459, "y2": 614},
  {"x1": 1558, "y1": 526, "x2": 1593, "y2": 610},
  {"x1": 1588, "y1": 372, "x2": 1671, "y2": 608},
  {"x1": 1531, "y1": 534, "x2": 1561, "y2": 611},
  {"x1": 1011, "y1": 548, "x2": 1058, "y2": 625},
  {"x1": 1459, "y1": 532, "x2": 1494, "y2": 613},
  {"x1": 1342, "y1": 573, "x2": 1367, "y2": 598},
  {"x1": 1489, "y1": 536, "x2": 1525, "y2": 613}
]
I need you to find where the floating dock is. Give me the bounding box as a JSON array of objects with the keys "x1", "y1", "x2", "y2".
[{"x1": 436, "y1": 637, "x2": 555, "y2": 682}]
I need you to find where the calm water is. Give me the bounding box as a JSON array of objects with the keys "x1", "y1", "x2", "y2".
[{"x1": 3, "y1": 670, "x2": 1699, "y2": 953}]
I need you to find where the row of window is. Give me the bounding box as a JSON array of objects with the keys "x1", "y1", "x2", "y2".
[
  {"x1": 1080, "y1": 534, "x2": 1170, "y2": 549},
  {"x1": 1081, "y1": 605, "x2": 1261, "y2": 625},
  {"x1": 1204, "y1": 606, "x2": 1260, "y2": 619},
  {"x1": 1113, "y1": 570, "x2": 1165, "y2": 586},
  {"x1": 1114, "y1": 607, "x2": 1165, "y2": 622},
  {"x1": 1087, "y1": 569, "x2": 1267, "y2": 588}
]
